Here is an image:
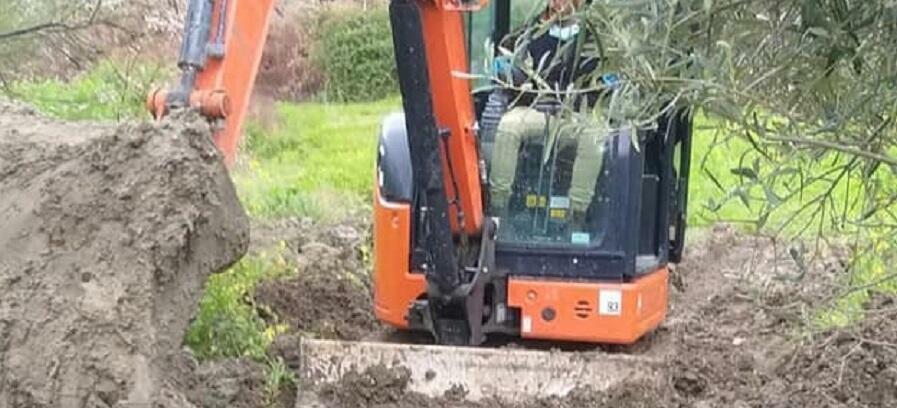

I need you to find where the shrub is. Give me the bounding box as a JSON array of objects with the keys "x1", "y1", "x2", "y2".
[
  {"x1": 185, "y1": 251, "x2": 293, "y2": 361},
  {"x1": 314, "y1": 7, "x2": 398, "y2": 102}
]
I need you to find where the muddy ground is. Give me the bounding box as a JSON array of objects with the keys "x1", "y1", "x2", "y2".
[
  {"x1": 251, "y1": 220, "x2": 896, "y2": 408},
  {"x1": 253, "y1": 217, "x2": 380, "y2": 342}
]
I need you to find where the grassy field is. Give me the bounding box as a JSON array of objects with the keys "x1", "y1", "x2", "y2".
[
  {"x1": 2, "y1": 61, "x2": 808, "y2": 229},
  {"x1": 233, "y1": 98, "x2": 400, "y2": 221}
]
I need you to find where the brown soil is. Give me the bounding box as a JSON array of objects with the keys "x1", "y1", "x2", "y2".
[
  {"x1": 254, "y1": 218, "x2": 381, "y2": 342},
  {"x1": 317, "y1": 365, "x2": 429, "y2": 408},
  {"x1": 191, "y1": 357, "x2": 268, "y2": 408},
  {"x1": 776, "y1": 294, "x2": 897, "y2": 407},
  {"x1": 272, "y1": 223, "x2": 895, "y2": 408},
  {"x1": 0, "y1": 101, "x2": 250, "y2": 407}
]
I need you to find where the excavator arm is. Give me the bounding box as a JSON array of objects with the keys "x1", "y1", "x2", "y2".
[
  {"x1": 147, "y1": 0, "x2": 486, "y2": 235},
  {"x1": 152, "y1": 0, "x2": 491, "y2": 344},
  {"x1": 148, "y1": 0, "x2": 275, "y2": 165}
]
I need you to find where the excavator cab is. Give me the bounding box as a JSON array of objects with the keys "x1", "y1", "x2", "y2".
[
  {"x1": 468, "y1": 0, "x2": 693, "y2": 274},
  {"x1": 375, "y1": 0, "x2": 693, "y2": 346},
  {"x1": 373, "y1": 0, "x2": 692, "y2": 346}
]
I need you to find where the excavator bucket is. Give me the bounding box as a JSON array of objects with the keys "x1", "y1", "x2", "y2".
[{"x1": 295, "y1": 338, "x2": 662, "y2": 403}]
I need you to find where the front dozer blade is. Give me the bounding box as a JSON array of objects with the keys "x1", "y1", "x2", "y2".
[{"x1": 296, "y1": 338, "x2": 662, "y2": 403}]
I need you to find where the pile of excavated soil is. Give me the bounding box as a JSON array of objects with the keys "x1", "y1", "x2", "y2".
[
  {"x1": 254, "y1": 218, "x2": 381, "y2": 341},
  {"x1": 291, "y1": 224, "x2": 895, "y2": 408},
  {"x1": 0, "y1": 100, "x2": 250, "y2": 407}
]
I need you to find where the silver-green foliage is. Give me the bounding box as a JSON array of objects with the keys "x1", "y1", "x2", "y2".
[{"x1": 501, "y1": 1, "x2": 897, "y2": 238}]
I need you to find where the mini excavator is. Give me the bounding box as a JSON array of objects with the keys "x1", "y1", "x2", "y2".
[{"x1": 151, "y1": 0, "x2": 692, "y2": 348}]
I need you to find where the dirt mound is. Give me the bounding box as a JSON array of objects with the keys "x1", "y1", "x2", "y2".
[
  {"x1": 0, "y1": 100, "x2": 249, "y2": 407},
  {"x1": 254, "y1": 219, "x2": 380, "y2": 341},
  {"x1": 255, "y1": 0, "x2": 325, "y2": 101},
  {"x1": 256, "y1": 271, "x2": 378, "y2": 340},
  {"x1": 652, "y1": 225, "x2": 847, "y2": 407}
]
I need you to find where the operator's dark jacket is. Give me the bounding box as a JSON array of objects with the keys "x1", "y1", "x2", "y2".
[{"x1": 504, "y1": 16, "x2": 600, "y2": 107}]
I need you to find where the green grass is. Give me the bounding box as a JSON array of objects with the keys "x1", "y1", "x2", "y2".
[
  {"x1": 687, "y1": 116, "x2": 884, "y2": 236},
  {"x1": 685, "y1": 117, "x2": 897, "y2": 329},
  {"x1": 233, "y1": 98, "x2": 400, "y2": 221},
  {"x1": 7, "y1": 60, "x2": 170, "y2": 121},
  {"x1": 264, "y1": 356, "x2": 297, "y2": 407},
  {"x1": 687, "y1": 117, "x2": 755, "y2": 227}
]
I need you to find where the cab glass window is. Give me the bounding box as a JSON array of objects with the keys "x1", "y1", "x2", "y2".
[{"x1": 465, "y1": 3, "x2": 495, "y2": 90}]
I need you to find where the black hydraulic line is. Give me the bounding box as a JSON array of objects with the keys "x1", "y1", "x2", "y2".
[
  {"x1": 389, "y1": 0, "x2": 461, "y2": 297},
  {"x1": 170, "y1": 0, "x2": 215, "y2": 106},
  {"x1": 209, "y1": 0, "x2": 228, "y2": 58},
  {"x1": 494, "y1": 0, "x2": 510, "y2": 44},
  {"x1": 179, "y1": 0, "x2": 214, "y2": 70}
]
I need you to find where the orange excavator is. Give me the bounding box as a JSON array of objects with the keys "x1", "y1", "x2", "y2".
[{"x1": 150, "y1": 0, "x2": 691, "y2": 349}]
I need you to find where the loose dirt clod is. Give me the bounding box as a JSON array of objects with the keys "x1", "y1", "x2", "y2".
[
  {"x1": 191, "y1": 357, "x2": 268, "y2": 408},
  {"x1": 0, "y1": 100, "x2": 250, "y2": 407}
]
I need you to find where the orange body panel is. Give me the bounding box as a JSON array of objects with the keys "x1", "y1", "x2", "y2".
[
  {"x1": 419, "y1": 5, "x2": 484, "y2": 236},
  {"x1": 507, "y1": 269, "x2": 669, "y2": 344},
  {"x1": 195, "y1": 0, "x2": 275, "y2": 165},
  {"x1": 372, "y1": 189, "x2": 426, "y2": 329}
]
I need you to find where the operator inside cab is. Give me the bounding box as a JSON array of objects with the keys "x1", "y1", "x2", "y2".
[{"x1": 490, "y1": 0, "x2": 612, "y2": 244}]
